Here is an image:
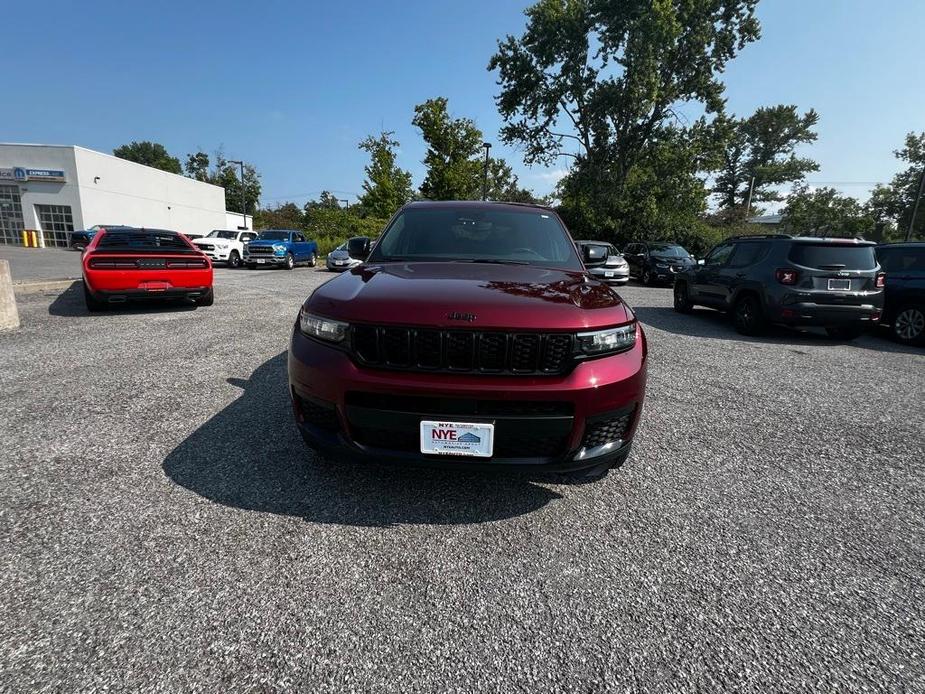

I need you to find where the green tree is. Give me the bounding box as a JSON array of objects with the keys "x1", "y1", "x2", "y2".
[
  {"x1": 713, "y1": 105, "x2": 820, "y2": 212},
  {"x1": 184, "y1": 150, "x2": 262, "y2": 215},
  {"x1": 865, "y1": 132, "x2": 925, "y2": 240},
  {"x1": 113, "y1": 141, "x2": 182, "y2": 174},
  {"x1": 358, "y1": 132, "x2": 413, "y2": 217},
  {"x1": 489, "y1": 0, "x2": 760, "y2": 204},
  {"x1": 255, "y1": 202, "x2": 304, "y2": 229},
  {"x1": 413, "y1": 97, "x2": 484, "y2": 200},
  {"x1": 782, "y1": 184, "x2": 872, "y2": 238}
]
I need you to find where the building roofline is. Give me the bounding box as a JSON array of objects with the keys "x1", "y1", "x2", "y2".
[{"x1": 0, "y1": 142, "x2": 225, "y2": 192}]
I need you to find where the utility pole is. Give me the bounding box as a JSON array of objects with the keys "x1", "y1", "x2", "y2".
[
  {"x1": 228, "y1": 160, "x2": 247, "y2": 229},
  {"x1": 907, "y1": 166, "x2": 925, "y2": 242},
  {"x1": 481, "y1": 142, "x2": 492, "y2": 201},
  {"x1": 744, "y1": 175, "x2": 756, "y2": 222}
]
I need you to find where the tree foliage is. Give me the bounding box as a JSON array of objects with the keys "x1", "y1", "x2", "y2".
[
  {"x1": 184, "y1": 150, "x2": 262, "y2": 215},
  {"x1": 713, "y1": 105, "x2": 819, "y2": 210},
  {"x1": 113, "y1": 141, "x2": 182, "y2": 174},
  {"x1": 781, "y1": 184, "x2": 872, "y2": 238},
  {"x1": 865, "y1": 131, "x2": 925, "y2": 239},
  {"x1": 358, "y1": 132, "x2": 413, "y2": 218},
  {"x1": 489, "y1": 0, "x2": 760, "y2": 193},
  {"x1": 413, "y1": 97, "x2": 484, "y2": 200}
]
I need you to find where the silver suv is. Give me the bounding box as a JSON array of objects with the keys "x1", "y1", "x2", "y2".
[{"x1": 673, "y1": 234, "x2": 884, "y2": 338}]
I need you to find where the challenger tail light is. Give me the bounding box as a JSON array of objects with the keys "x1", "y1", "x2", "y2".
[
  {"x1": 166, "y1": 259, "x2": 209, "y2": 268},
  {"x1": 875, "y1": 272, "x2": 885, "y2": 288},
  {"x1": 88, "y1": 258, "x2": 136, "y2": 268},
  {"x1": 775, "y1": 268, "x2": 799, "y2": 285}
]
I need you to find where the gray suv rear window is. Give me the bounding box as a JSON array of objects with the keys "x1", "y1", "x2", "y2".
[{"x1": 787, "y1": 243, "x2": 877, "y2": 270}]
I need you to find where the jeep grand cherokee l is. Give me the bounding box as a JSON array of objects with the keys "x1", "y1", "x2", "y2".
[
  {"x1": 673, "y1": 234, "x2": 883, "y2": 338},
  {"x1": 288, "y1": 201, "x2": 647, "y2": 482}
]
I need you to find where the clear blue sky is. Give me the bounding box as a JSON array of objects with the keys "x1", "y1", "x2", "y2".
[{"x1": 6, "y1": 0, "x2": 923, "y2": 210}]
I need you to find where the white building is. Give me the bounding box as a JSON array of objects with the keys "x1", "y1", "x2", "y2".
[{"x1": 0, "y1": 143, "x2": 251, "y2": 247}]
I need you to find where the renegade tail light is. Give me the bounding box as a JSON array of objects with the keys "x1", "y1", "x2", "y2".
[
  {"x1": 876, "y1": 272, "x2": 885, "y2": 288},
  {"x1": 299, "y1": 308, "x2": 348, "y2": 343},
  {"x1": 775, "y1": 268, "x2": 799, "y2": 285},
  {"x1": 576, "y1": 323, "x2": 637, "y2": 356}
]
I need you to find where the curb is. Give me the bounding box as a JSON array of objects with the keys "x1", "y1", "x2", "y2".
[{"x1": 12, "y1": 278, "x2": 81, "y2": 296}]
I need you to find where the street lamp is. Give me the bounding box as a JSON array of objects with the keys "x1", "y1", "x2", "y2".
[
  {"x1": 227, "y1": 159, "x2": 247, "y2": 229},
  {"x1": 481, "y1": 142, "x2": 492, "y2": 201}
]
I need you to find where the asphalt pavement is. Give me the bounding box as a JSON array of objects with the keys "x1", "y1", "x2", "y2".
[{"x1": 1, "y1": 265, "x2": 923, "y2": 692}]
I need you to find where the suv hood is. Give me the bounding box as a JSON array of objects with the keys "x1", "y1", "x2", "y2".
[{"x1": 306, "y1": 262, "x2": 632, "y2": 330}]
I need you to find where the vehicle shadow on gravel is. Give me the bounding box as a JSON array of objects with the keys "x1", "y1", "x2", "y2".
[
  {"x1": 162, "y1": 352, "x2": 562, "y2": 527},
  {"x1": 634, "y1": 305, "x2": 922, "y2": 355},
  {"x1": 48, "y1": 281, "x2": 198, "y2": 317}
]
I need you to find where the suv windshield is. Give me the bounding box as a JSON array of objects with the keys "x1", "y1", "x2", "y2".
[
  {"x1": 369, "y1": 206, "x2": 582, "y2": 269},
  {"x1": 257, "y1": 231, "x2": 291, "y2": 241},
  {"x1": 649, "y1": 244, "x2": 690, "y2": 257},
  {"x1": 207, "y1": 230, "x2": 238, "y2": 239},
  {"x1": 788, "y1": 242, "x2": 877, "y2": 269}
]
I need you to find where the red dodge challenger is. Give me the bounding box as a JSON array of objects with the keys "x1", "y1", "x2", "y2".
[{"x1": 82, "y1": 228, "x2": 214, "y2": 311}]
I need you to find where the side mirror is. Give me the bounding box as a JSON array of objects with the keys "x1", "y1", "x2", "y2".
[
  {"x1": 347, "y1": 236, "x2": 371, "y2": 260},
  {"x1": 582, "y1": 244, "x2": 608, "y2": 264}
]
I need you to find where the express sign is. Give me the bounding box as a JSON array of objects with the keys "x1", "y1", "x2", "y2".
[{"x1": 13, "y1": 168, "x2": 66, "y2": 182}]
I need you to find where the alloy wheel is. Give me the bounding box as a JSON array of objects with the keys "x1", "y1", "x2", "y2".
[{"x1": 895, "y1": 307, "x2": 925, "y2": 341}]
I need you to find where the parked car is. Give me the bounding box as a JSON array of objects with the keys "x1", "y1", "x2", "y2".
[
  {"x1": 69, "y1": 224, "x2": 132, "y2": 251},
  {"x1": 575, "y1": 241, "x2": 629, "y2": 284},
  {"x1": 288, "y1": 201, "x2": 647, "y2": 483},
  {"x1": 244, "y1": 230, "x2": 318, "y2": 270},
  {"x1": 326, "y1": 238, "x2": 367, "y2": 272},
  {"x1": 191, "y1": 229, "x2": 259, "y2": 268},
  {"x1": 623, "y1": 242, "x2": 695, "y2": 285},
  {"x1": 673, "y1": 234, "x2": 884, "y2": 338},
  {"x1": 81, "y1": 228, "x2": 213, "y2": 311},
  {"x1": 876, "y1": 242, "x2": 925, "y2": 345}
]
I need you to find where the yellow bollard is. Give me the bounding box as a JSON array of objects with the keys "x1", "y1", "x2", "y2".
[
  {"x1": 21, "y1": 230, "x2": 28, "y2": 247},
  {"x1": 30, "y1": 231, "x2": 38, "y2": 248}
]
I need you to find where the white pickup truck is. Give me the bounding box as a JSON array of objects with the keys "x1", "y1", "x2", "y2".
[{"x1": 191, "y1": 229, "x2": 258, "y2": 268}]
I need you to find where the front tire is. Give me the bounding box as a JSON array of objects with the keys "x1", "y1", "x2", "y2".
[
  {"x1": 285, "y1": 253, "x2": 295, "y2": 271},
  {"x1": 732, "y1": 294, "x2": 765, "y2": 336},
  {"x1": 673, "y1": 281, "x2": 693, "y2": 313},
  {"x1": 227, "y1": 250, "x2": 241, "y2": 269},
  {"x1": 892, "y1": 304, "x2": 925, "y2": 345}
]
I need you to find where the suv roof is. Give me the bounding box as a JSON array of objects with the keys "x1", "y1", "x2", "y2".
[
  {"x1": 402, "y1": 200, "x2": 553, "y2": 213},
  {"x1": 727, "y1": 233, "x2": 876, "y2": 246},
  {"x1": 877, "y1": 241, "x2": 925, "y2": 248}
]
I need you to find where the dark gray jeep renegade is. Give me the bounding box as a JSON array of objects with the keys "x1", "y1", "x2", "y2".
[{"x1": 673, "y1": 234, "x2": 884, "y2": 338}]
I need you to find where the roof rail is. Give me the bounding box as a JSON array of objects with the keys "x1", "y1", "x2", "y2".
[{"x1": 726, "y1": 234, "x2": 793, "y2": 240}]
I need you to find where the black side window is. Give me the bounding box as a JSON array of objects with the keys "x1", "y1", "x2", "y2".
[
  {"x1": 880, "y1": 247, "x2": 925, "y2": 273},
  {"x1": 728, "y1": 242, "x2": 767, "y2": 268},
  {"x1": 705, "y1": 243, "x2": 734, "y2": 266}
]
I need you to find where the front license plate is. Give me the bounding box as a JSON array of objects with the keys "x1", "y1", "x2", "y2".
[
  {"x1": 420, "y1": 421, "x2": 494, "y2": 458},
  {"x1": 256, "y1": 258, "x2": 266, "y2": 264},
  {"x1": 605, "y1": 271, "x2": 614, "y2": 277},
  {"x1": 828, "y1": 278, "x2": 851, "y2": 291}
]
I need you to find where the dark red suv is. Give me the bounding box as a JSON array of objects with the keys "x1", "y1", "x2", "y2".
[{"x1": 288, "y1": 201, "x2": 647, "y2": 482}]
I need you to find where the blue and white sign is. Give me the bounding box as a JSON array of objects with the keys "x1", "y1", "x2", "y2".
[{"x1": 22, "y1": 168, "x2": 66, "y2": 182}]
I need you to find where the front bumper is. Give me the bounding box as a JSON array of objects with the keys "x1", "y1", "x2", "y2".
[
  {"x1": 287, "y1": 324, "x2": 647, "y2": 473},
  {"x1": 590, "y1": 267, "x2": 630, "y2": 284},
  {"x1": 245, "y1": 254, "x2": 287, "y2": 265},
  {"x1": 326, "y1": 260, "x2": 355, "y2": 271}
]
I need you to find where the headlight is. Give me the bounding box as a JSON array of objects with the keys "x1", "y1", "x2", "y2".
[
  {"x1": 299, "y1": 309, "x2": 348, "y2": 343},
  {"x1": 576, "y1": 323, "x2": 637, "y2": 355},
  {"x1": 273, "y1": 244, "x2": 287, "y2": 253}
]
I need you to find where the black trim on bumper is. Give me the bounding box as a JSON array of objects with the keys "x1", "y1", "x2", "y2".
[{"x1": 93, "y1": 287, "x2": 210, "y2": 302}]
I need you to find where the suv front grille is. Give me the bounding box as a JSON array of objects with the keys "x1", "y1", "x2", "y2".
[
  {"x1": 247, "y1": 246, "x2": 275, "y2": 255},
  {"x1": 351, "y1": 325, "x2": 574, "y2": 375}
]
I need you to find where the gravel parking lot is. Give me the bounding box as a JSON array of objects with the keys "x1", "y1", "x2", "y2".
[{"x1": 1, "y1": 265, "x2": 923, "y2": 692}]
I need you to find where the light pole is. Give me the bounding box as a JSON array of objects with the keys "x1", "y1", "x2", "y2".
[
  {"x1": 338, "y1": 198, "x2": 350, "y2": 209},
  {"x1": 481, "y1": 142, "x2": 492, "y2": 201},
  {"x1": 227, "y1": 159, "x2": 247, "y2": 229}
]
